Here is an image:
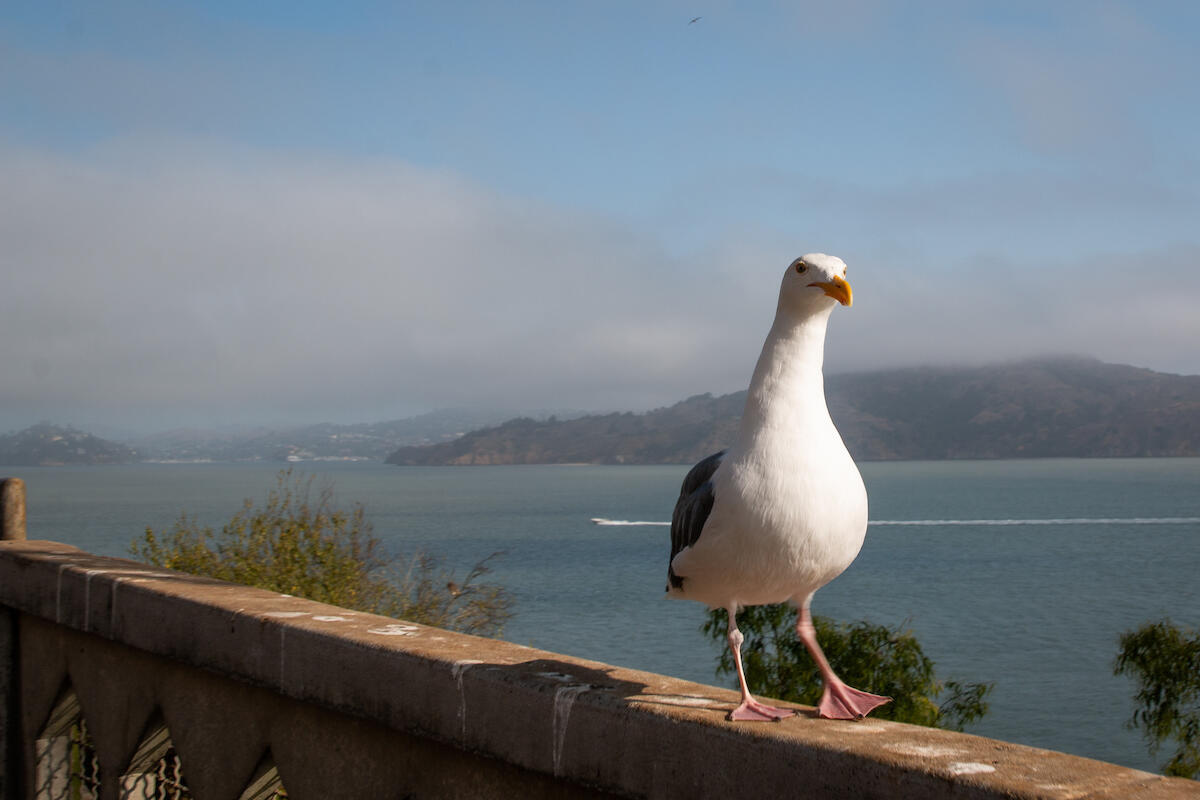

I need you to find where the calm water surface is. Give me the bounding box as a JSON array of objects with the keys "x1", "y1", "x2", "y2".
[{"x1": 12, "y1": 458, "x2": 1200, "y2": 773}]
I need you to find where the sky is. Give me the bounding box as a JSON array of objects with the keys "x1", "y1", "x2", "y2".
[{"x1": 2, "y1": 1, "x2": 1199, "y2": 435}]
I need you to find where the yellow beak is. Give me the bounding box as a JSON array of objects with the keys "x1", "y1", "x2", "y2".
[{"x1": 808, "y1": 275, "x2": 853, "y2": 307}]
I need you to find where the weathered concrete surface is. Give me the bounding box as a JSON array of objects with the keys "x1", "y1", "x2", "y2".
[
  {"x1": 2, "y1": 539, "x2": 1197, "y2": 799},
  {"x1": 19, "y1": 617, "x2": 614, "y2": 800}
]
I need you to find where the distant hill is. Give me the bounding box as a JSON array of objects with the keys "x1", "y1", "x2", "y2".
[
  {"x1": 130, "y1": 408, "x2": 580, "y2": 462},
  {"x1": 389, "y1": 394, "x2": 745, "y2": 466},
  {"x1": 386, "y1": 358, "x2": 1200, "y2": 465},
  {"x1": 0, "y1": 424, "x2": 138, "y2": 466}
]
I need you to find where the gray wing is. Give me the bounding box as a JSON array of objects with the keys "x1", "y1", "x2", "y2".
[{"x1": 667, "y1": 450, "x2": 725, "y2": 590}]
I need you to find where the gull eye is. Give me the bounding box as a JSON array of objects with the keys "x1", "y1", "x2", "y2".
[{"x1": 794, "y1": 261, "x2": 808, "y2": 274}]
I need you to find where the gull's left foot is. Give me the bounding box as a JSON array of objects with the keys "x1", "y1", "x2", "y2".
[{"x1": 818, "y1": 682, "x2": 891, "y2": 720}]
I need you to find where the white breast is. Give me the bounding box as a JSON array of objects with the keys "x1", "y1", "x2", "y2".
[{"x1": 670, "y1": 411, "x2": 868, "y2": 609}]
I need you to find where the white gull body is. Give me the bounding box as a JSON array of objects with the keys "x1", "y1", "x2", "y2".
[{"x1": 667, "y1": 253, "x2": 889, "y2": 721}]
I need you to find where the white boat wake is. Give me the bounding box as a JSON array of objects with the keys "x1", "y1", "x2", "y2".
[{"x1": 592, "y1": 516, "x2": 1200, "y2": 527}]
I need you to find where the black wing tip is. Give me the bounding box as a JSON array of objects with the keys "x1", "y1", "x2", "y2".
[
  {"x1": 669, "y1": 451, "x2": 723, "y2": 580},
  {"x1": 668, "y1": 449, "x2": 724, "y2": 592}
]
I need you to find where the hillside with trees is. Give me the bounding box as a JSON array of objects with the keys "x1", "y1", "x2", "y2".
[
  {"x1": 386, "y1": 357, "x2": 1200, "y2": 465},
  {"x1": 0, "y1": 423, "x2": 138, "y2": 466}
]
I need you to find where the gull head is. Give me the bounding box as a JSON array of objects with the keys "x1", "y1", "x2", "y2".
[{"x1": 779, "y1": 252, "x2": 853, "y2": 314}]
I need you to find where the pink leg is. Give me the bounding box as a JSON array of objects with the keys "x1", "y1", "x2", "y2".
[
  {"x1": 725, "y1": 606, "x2": 795, "y2": 722},
  {"x1": 796, "y1": 603, "x2": 891, "y2": 720}
]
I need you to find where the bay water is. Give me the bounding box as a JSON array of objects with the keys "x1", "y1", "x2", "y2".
[{"x1": 11, "y1": 457, "x2": 1200, "y2": 773}]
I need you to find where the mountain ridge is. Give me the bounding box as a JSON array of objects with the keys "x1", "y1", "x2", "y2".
[
  {"x1": 5, "y1": 358, "x2": 1198, "y2": 466},
  {"x1": 386, "y1": 357, "x2": 1200, "y2": 465},
  {"x1": 0, "y1": 423, "x2": 139, "y2": 466}
]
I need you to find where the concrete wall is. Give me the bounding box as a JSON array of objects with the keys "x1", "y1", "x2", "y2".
[{"x1": 1, "y1": 539, "x2": 1196, "y2": 799}]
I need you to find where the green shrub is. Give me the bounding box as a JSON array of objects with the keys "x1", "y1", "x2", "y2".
[
  {"x1": 1115, "y1": 619, "x2": 1200, "y2": 778},
  {"x1": 703, "y1": 604, "x2": 991, "y2": 729},
  {"x1": 132, "y1": 469, "x2": 513, "y2": 637}
]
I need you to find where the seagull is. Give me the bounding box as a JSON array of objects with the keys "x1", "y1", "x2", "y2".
[
  {"x1": 688, "y1": 16, "x2": 702, "y2": 24},
  {"x1": 667, "y1": 253, "x2": 890, "y2": 722}
]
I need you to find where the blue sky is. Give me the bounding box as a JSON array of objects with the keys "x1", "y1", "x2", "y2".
[{"x1": 2, "y1": 1, "x2": 1199, "y2": 433}]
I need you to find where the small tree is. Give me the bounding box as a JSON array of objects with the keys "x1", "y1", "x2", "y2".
[
  {"x1": 1115, "y1": 619, "x2": 1200, "y2": 779},
  {"x1": 132, "y1": 469, "x2": 514, "y2": 637},
  {"x1": 703, "y1": 604, "x2": 992, "y2": 730}
]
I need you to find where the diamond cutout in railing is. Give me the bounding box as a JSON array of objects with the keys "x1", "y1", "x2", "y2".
[
  {"x1": 120, "y1": 713, "x2": 192, "y2": 800},
  {"x1": 35, "y1": 685, "x2": 101, "y2": 800},
  {"x1": 35, "y1": 686, "x2": 101, "y2": 800},
  {"x1": 238, "y1": 751, "x2": 289, "y2": 800}
]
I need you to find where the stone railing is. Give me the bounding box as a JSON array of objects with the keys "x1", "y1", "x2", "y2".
[{"x1": 1, "y1": 479, "x2": 1197, "y2": 799}]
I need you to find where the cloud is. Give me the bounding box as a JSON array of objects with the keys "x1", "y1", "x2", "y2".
[
  {"x1": 830, "y1": 243, "x2": 1200, "y2": 375},
  {"x1": 0, "y1": 143, "x2": 758, "y2": 431},
  {"x1": 660, "y1": 160, "x2": 1199, "y2": 267},
  {"x1": 2, "y1": 141, "x2": 1198, "y2": 434}
]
